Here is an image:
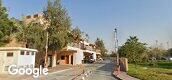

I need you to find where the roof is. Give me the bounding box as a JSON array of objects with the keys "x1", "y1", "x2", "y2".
[{"x1": 0, "y1": 47, "x2": 38, "y2": 52}]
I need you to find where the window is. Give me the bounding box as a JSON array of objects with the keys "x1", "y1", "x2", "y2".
[
  {"x1": 7, "y1": 52, "x2": 13, "y2": 57},
  {"x1": 26, "y1": 51, "x2": 30, "y2": 55},
  {"x1": 26, "y1": 15, "x2": 31, "y2": 19},
  {"x1": 20, "y1": 51, "x2": 25, "y2": 55},
  {"x1": 31, "y1": 52, "x2": 35, "y2": 55},
  {"x1": 61, "y1": 56, "x2": 65, "y2": 60},
  {"x1": 34, "y1": 14, "x2": 38, "y2": 18},
  {"x1": 4, "y1": 66, "x2": 9, "y2": 71}
]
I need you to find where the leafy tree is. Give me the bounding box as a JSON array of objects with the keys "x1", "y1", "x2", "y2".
[
  {"x1": 17, "y1": 23, "x2": 46, "y2": 51},
  {"x1": 110, "y1": 51, "x2": 117, "y2": 57},
  {"x1": 71, "y1": 27, "x2": 82, "y2": 43},
  {"x1": 167, "y1": 48, "x2": 172, "y2": 57},
  {"x1": 16, "y1": 22, "x2": 47, "y2": 67},
  {"x1": 0, "y1": 0, "x2": 16, "y2": 46},
  {"x1": 95, "y1": 38, "x2": 107, "y2": 57},
  {"x1": 44, "y1": 0, "x2": 72, "y2": 51},
  {"x1": 16, "y1": 0, "x2": 72, "y2": 67},
  {"x1": 118, "y1": 36, "x2": 147, "y2": 63},
  {"x1": 147, "y1": 47, "x2": 166, "y2": 60}
]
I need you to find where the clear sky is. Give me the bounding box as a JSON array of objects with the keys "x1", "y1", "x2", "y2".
[{"x1": 2, "y1": 0, "x2": 172, "y2": 52}]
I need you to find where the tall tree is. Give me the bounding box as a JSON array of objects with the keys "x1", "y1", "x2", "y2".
[
  {"x1": 16, "y1": 22, "x2": 47, "y2": 67},
  {"x1": 95, "y1": 38, "x2": 107, "y2": 57},
  {"x1": 17, "y1": 22, "x2": 46, "y2": 51},
  {"x1": 17, "y1": 0, "x2": 72, "y2": 66},
  {"x1": 118, "y1": 36, "x2": 147, "y2": 63},
  {"x1": 71, "y1": 27, "x2": 82, "y2": 43},
  {"x1": 0, "y1": 0, "x2": 16, "y2": 46},
  {"x1": 44, "y1": 0, "x2": 72, "y2": 51}
]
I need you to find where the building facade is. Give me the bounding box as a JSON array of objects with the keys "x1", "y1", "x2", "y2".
[{"x1": 0, "y1": 47, "x2": 37, "y2": 73}]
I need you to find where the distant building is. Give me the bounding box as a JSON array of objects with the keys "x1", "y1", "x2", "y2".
[
  {"x1": 0, "y1": 47, "x2": 37, "y2": 73},
  {"x1": 23, "y1": 13, "x2": 46, "y2": 25}
]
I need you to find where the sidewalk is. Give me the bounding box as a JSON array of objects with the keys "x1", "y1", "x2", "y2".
[
  {"x1": 113, "y1": 71, "x2": 139, "y2": 80},
  {"x1": 0, "y1": 65, "x2": 80, "y2": 80}
]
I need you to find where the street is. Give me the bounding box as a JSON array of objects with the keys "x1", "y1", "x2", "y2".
[
  {"x1": 83, "y1": 59, "x2": 117, "y2": 80},
  {"x1": 45, "y1": 59, "x2": 117, "y2": 80},
  {"x1": 0, "y1": 59, "x2": 117, "y2": 80}
]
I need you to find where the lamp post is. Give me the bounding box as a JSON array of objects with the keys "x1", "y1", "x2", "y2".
[{"x1": 114, "y1": 28, "x2": 119, "y2": 65}]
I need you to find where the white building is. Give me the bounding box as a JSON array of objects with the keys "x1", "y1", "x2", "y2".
[
  {"x1": 0, "y1": 47, "x2": 38, "y2": 73},
  {"x1": 67, "y1": 46, "x2": 84, "y2": 65}
]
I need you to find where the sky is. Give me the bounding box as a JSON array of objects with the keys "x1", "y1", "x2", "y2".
[{"x1": 2, "y1": 0, "x2": 172, "y2": 52}]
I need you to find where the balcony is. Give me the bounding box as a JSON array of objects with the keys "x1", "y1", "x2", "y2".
[{"x1": 67, "y1": 43, "x2": 81, "y2": 49}]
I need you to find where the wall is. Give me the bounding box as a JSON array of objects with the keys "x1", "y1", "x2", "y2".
[
  {"x1": 93, "y1": 52, "x2": 97, "y2": 60},
  {"x1": 0, "y1": 50, "x2": 19, "y2": 73},
  {"x1": 18, "y1": 51, "x2": 36, "y2": 68},
  {"x1": 73, "y1": 49, "x2": 83, "y2": 65}
]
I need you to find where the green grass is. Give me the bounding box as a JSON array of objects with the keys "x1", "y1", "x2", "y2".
[{"x1": 127, "y1": 62, "x2": 172, "y2": 80}]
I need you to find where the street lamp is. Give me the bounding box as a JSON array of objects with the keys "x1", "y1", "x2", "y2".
[{"x1": 114, "y1": 28, "x2": 119, "y2": 65}]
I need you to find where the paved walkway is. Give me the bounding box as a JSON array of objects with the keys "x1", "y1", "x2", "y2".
[
  {"x1": 0, "y1": 65, "x2": 83, "y2": 80},
  {"x1": 40, "y1": 65, "x2": 84, "y2": 80}
]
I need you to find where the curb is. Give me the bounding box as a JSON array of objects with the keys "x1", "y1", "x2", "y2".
[
  {"x1": 112, "y1": 72, "x2": 122, "y2": 80},
  {"x1": 112, "y1": 71, "x2": 140, "y2": 80}
]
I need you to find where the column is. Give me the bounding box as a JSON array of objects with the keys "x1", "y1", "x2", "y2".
[{"x1": 52, "y1": 53, "x2": 57, "y2": 67}]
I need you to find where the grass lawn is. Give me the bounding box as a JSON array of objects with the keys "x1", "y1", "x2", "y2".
[{"x1": 127, "y1": 62, "x2": 172, "y2": 80}]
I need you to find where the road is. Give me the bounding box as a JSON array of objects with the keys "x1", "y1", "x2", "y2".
[
  {"x1": 83, "y1": 60, "x2": 117, "y2": 80},
  {"x1": 36, "y1": 59, "x2": 117, "y2": 80},
  {"x1": 0, "y1": 59, "x2": 116, "y2": 80}
]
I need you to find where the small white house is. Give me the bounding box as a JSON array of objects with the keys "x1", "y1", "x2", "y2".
[
  {"x1": 0, "y1": 47, "x2": 38, "y2": 73},
  {"x1": 67, "y1": 46, "x2": 84, "y2": 65}
]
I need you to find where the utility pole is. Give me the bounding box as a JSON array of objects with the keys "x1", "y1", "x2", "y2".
[
  {"x1": 114, "y1": 28, "x2": 119, "y2": 65},
  {"x1": 45, "y1": 30, "x2": 49, "y2": 68}
]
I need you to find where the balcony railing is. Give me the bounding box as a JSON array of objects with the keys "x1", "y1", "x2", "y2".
[
  {"x1": 68, "y1": 43, "x2": 97, "y2": 51},
  {"x1": 67, "y1": 43, "x2": 81, "y2": 48}
]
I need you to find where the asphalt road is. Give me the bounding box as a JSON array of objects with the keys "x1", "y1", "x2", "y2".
[
  {"x1": 39, "y1": 59, "x2": 117, "y2": 80},
  {"x1": 83, "y1": 60, "x2": 117, "y2": 80},
  {"x1": 0, "y1": 59, "x2": 116, "y2": 80}
]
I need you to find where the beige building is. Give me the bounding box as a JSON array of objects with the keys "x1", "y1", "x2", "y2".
[{"x1": 23, "y1": 13, "x2": 45, "y2": 25}]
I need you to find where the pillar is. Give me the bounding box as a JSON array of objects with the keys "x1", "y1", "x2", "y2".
[{"x1": 52, "y1": 53, "x2": 57, "y2": 67}]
